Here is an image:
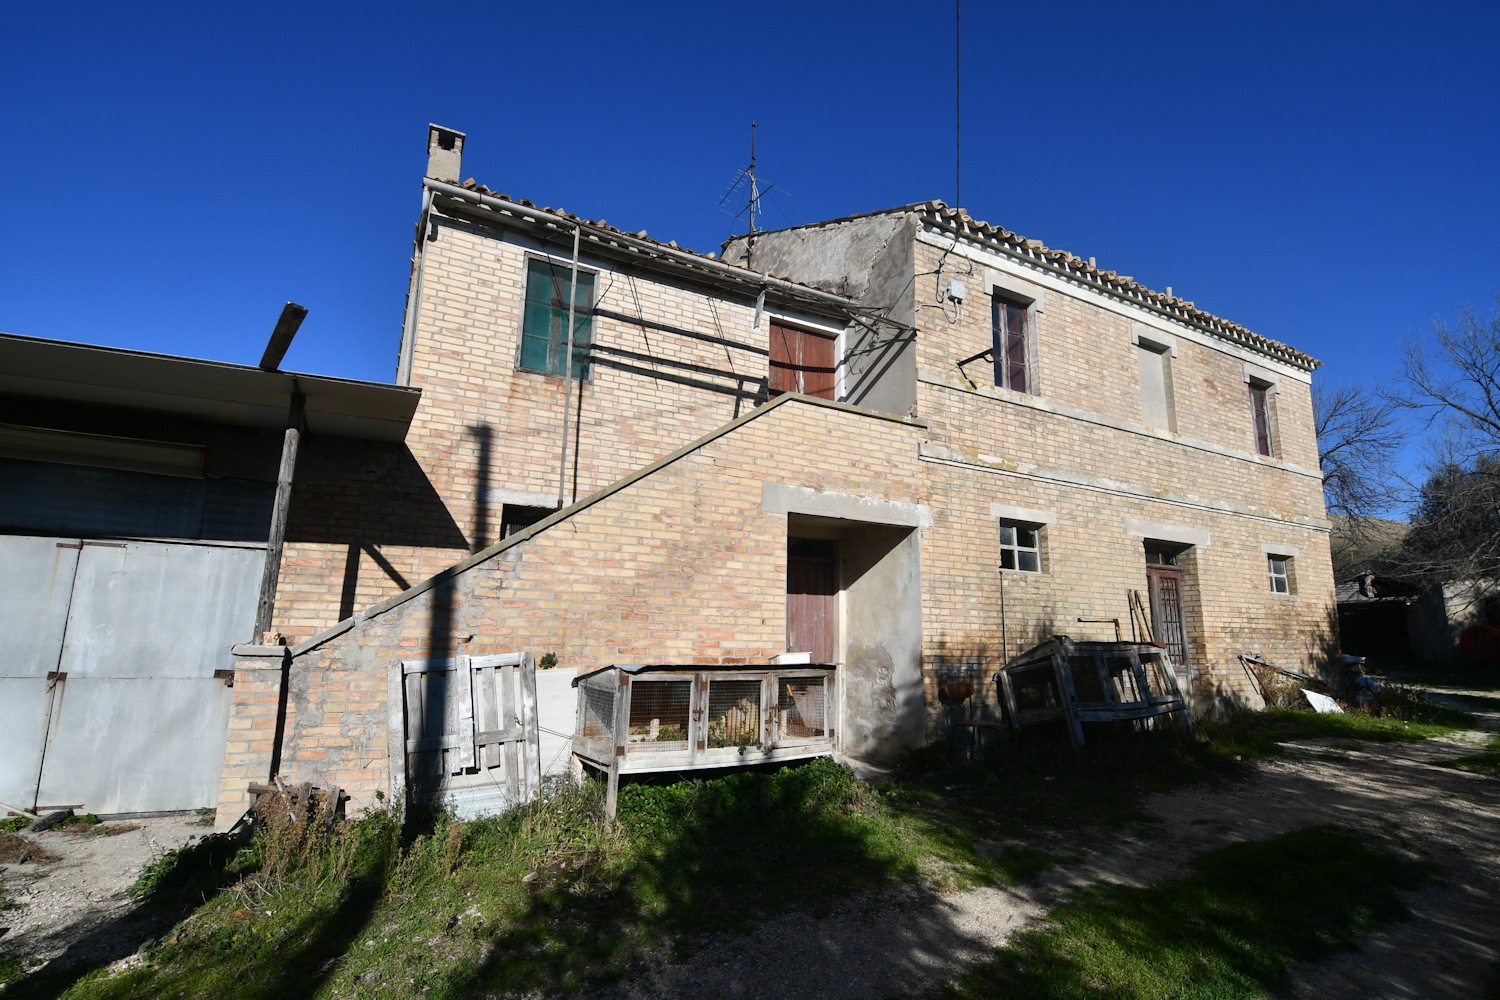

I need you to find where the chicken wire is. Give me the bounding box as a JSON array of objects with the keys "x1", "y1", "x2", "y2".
[
  {"x1": 579, "y1": 679, "x2": 616, "y2": 745},
  {"x1": 707, "y1": 680, "x2": 762, "y2": 747},
  {"x1": 777, "y1": 677, "x2": 827, "y2": 739},
  {"x1": 628, "y1": 680, "x2": 691, "y2": 744}
]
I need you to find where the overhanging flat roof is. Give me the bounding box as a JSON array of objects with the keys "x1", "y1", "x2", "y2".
[{"x1": 0, "y1": 332, "x2": 420, "y2": 442}]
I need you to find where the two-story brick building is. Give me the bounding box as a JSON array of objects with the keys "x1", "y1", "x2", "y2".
[{"x1": 216, "y1": 125, "x2": 1333, "y2": 824}]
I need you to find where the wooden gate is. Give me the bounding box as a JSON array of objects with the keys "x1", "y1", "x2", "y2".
[{"x1": 394, "y1": 652, "x2": 541, "y2": 817}]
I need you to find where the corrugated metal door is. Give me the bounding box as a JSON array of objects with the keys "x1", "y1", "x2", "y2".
[
  {"x1": 787, "y1": 540, "x2": 838, "y2": 662},
  {"x1": 16, "y1": 539, "x2": 265, "y2": 814},
  {"x1": 0, "y1": 536, "x2": 81, "y2": 807}
]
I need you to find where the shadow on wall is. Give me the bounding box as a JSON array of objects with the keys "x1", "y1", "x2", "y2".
[{"x1": 923, "y1": 622, "x2": 1062, "y2": 734}]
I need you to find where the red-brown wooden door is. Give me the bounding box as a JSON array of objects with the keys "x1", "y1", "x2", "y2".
[
  {"x1": 787, "y1": 540, "x2": 838, "y2": 662},
  {"x1": 769, "y1": 322, "x2": 837, "y2": 400}
]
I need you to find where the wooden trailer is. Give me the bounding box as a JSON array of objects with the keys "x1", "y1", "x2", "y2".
[{"x1": 996, "y1": 637, "x2": 1192, "y2": 755}]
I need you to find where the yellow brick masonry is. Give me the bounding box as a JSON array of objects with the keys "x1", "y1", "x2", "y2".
[
  {"x1": 909, "y1": 238, "x2": 1334, "y2": 707},
  {"x1": 266, "y1": 218, "x2": 781, "y2": 645},
  {"x1": 218, "y1": 397, "x2": 928, "y2": 822}
]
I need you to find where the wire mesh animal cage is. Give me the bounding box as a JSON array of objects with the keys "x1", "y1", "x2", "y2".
[{"x1": 572, "y1": 663, "x2": 838, "y2": 777}]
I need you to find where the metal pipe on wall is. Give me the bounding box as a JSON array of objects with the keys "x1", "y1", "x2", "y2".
[{"x1": 557, "y1": 225, "x2": 581, "y2": 509}]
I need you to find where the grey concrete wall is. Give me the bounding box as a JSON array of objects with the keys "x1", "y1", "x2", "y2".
[
  {"x1": 1408, "y1": 581, "x2": 1487, "y2": 665},
  {"x1": 841, "y1": 524, "x2": 924, "y2": 763},
  {"x1": 722, "y1": 213, "x2": 918, "y2": 415}
]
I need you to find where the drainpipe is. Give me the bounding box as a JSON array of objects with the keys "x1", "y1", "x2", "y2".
[
  {"x1": 396, "y1": 185, "x2": 435, "y2": 386},
  {"x1": 557, "y1": 224, "x2": 582, "y2": 508}
]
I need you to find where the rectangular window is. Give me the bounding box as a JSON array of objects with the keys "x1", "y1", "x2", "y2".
[
  {"x1": 769, "y1": 322, "x2": 837, "y2": 399},
  {"x1": 1249, "y1": 381, "x2": 1274, "y2": 456},
  {"x1": 992, "y1": 297, "x2": 1030, "y2": 393},
  {"x1": 1269, "y1": 555, "x2": 1292, "y2": 594},
  {"x1": 1137, "y1": 341, "x2": 1175, "y2": 431},
  {"x1": 519, "y1": 258, "x2": 595, "y2": 380},
  {"x1": 998, "y1": 521, "x2": 1042, "y2": 573}
]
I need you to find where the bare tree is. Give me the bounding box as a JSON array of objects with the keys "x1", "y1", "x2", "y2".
[
  {"x1": 1390, "y1": 293, "x2": 1500, "y2": 588},
  {"x1": 1396, "y1": 293, "x2": 1500, "y2": 461},
  {"x1": 1314, "y1": 380, "x2": 1399, "y2": 520}
]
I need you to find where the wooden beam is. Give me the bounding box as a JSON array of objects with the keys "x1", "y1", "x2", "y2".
[
  {"x1": 253, "y1": 390, "x2": 305, "y2": 641},
  {"x1": 259, "y1": 302, "x2": 307, "y2": 371}
]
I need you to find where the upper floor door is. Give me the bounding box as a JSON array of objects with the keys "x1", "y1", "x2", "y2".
[{"x1": 769, "y1": 322, "x2": 837, "y2": 400}]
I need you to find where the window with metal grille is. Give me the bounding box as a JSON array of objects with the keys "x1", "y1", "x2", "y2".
[
  {"x1": 519, "y1": 257, "x2": 594, "y2": 380},
  {"x1": 1269, "y1": 555, "x2": 1292, "y2": 594},
  {"x1": 992, "y1": 296, "x2": 1030, "y2": 393},
  {"x1": 777, "y1": 677, "x2": 826, "y2": 739},
  {"x1": 998, "y1": 521, "x2": 1042, "y2": 573},
  {"x1": 628, "y1": 680, "x2": 691, "y2": 744},
  {"x1": 706, "y1": 680, "x2": 762, "y2": 747}
]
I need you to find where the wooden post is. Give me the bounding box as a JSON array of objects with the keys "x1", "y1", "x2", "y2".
[
  {"x1": 604, "y1": 672, "x2": 629, "y2": 828},
  {"x1": 253, "y1": 390, "x2": 305, "y2": 641}
]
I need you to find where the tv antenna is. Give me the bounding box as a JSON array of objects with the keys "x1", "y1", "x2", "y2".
[{"x1": 718, "y1": 121, "x2": 778, "y2": 265}]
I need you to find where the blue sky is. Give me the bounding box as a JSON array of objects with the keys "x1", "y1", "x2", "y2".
[{"x1": 2, "y1": 1, "x2": 1496, "y2": 416}]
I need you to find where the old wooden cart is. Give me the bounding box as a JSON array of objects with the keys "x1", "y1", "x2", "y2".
[
  {"x1": 571, "y1": 662, "x2": 838, "y2": 817},
  {"x1": 996, "y1": 637, "x2": 1192, "y2": 755}
]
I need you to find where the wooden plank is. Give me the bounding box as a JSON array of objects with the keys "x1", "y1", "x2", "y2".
[
  {"x1": 387, "y1": 659, "x2": 406, "y2": 807},
  {"x1": 454, "y1": 655, "x2": 475, "y2": 773},
  {"x1": 500, "y1": 663, "x2": 521, "y2": 803},
  {"x1": 402, "y1": 657, "x2": 462, "y2": 675},
  {"x1": 519, "y1": 652, "x2": 541, "y2": 800},
  {"x1": 406, "y1": 734, "x2": 470, "y2": 754},
  {"x1": 474, "y1": 727, "x2": 522, "y2": 746}
]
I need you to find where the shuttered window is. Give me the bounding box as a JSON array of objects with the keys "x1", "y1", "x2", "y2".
[
  {"x1": 768, "y1": 322, "x2": 837, "y2": 400},
  {"x1": 519, "y1": 258, "x2": 595, "y2": 380},
  {"x1": 1249, "y1": 381, "x2": 1274, "y2": 456}
]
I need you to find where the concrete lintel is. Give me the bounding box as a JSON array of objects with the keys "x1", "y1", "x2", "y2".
[
  {"x1": 485, "y1": 487, "x2": 560, "y2": 508},
  {"x1": 1126, "y1": 518, "x2": 1211, "y2": 547},
  {"x1": 989, "y1": 502, "x2": 1058, "y2": 525},
  {"x1": 1243, "y1": 362, "x2": 1281, "y2": 391},
  {"x1": 230, "y1": 644, "x2": 292, "y2": 659},
  {"x1": 984, "y1": 269, "x2": 1046, "y2": 312},
  {"x1": 1261, "y1": 542, "x2": 1301, "y2": 558},
  {"x1": 1132, "y1": 324, "x2": 1178, "y2": 357},
  {"x1": 761, "y1": 482, "x2": 933, "y2": 529}
]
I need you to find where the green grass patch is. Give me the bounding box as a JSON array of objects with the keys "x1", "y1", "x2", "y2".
[
  {"x1": 1437, "y1": 735, "x2": 1500, "y2": 776},
  {"x1": 940, "y1": 827, "x2": 1429, "y2": 1000},
  {"x1": 18, "y1": 758, "x2": 1083, "y2": 1000},
  {"x1": 1205, "y1": 705, "x2": 1472, "y2": 759},
  {"x1": 0, "y1": 815, "x2": 31, "y2": 833}
]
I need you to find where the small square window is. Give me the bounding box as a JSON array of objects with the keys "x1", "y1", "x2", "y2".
[
  {"x1": 999, "y1": 522, "x2": 1042, "y2": 573},
  {"x1": 1269, "y1": 555, "x2": 1292, "y2": 594},
  {"x1": 519, "y1": 258, "x2": 595, "y2": 380}
]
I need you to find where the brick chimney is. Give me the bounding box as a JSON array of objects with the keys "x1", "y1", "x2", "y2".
[{"x1": 426, "y1": 124, "x2": 466, "y2": 183}]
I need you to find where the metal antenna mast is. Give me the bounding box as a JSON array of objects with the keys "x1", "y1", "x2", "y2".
[{"x1": 717, "y1": 121, "x2": 779, "y2": 268}]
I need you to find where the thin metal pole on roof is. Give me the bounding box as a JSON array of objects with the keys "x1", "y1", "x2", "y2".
[
  {"x1": 557, "y1": 224, "x2": 582, "y2": 509},
  {"x1": 955, "y1": 0, "x2": 961, "y2": 211}
]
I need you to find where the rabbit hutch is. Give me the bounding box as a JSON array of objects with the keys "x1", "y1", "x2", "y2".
[
  {"x1": 997, "y1": 637, "x2": 1192, "y2": 755},
  {"x1": 571, "y1": 662, "x2": 838, "y2": 816}
]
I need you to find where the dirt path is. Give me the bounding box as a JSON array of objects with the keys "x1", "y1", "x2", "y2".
[
  {"x1": 0, "y1": 816, "x2": 203, "y2": 976},
  {"x1": 580, "y1": 736, "x2": 1500, "y2": 1000}
]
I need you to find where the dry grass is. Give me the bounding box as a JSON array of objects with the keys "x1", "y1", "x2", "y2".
[{"x1": 0, "y1": 832, "x2": 54, "y2": 864}]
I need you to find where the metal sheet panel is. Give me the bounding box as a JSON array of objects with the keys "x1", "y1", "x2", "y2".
[
  {"x1": 0, "y1": 534, "x2": 79, "y2": 677},
  {"x1": 59, "y1": 541, "x2": 265, "y2": 679},
  {"x1": 33, "y1": 677, "x2": 232, "y2": 814},
  {"x1": 0, "y1": 678, "x2": 51, "y2": 806}
]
